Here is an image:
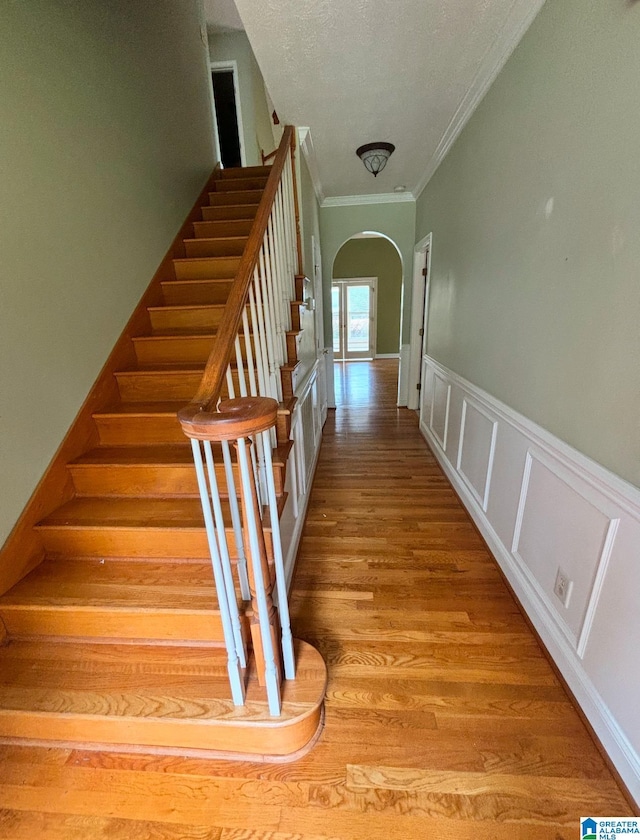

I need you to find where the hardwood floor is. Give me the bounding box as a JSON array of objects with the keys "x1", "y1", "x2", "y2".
[{"x1": 0, "y1": 359, "x2": 634, "y2": 838}]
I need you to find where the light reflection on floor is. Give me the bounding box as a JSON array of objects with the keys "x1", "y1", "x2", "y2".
[
  {"x1": 332, "y1": 360, "x2": 403, "y2": 435},
  {"x1": 333, "y1": 359, "x2": 398, "y2": 408}
]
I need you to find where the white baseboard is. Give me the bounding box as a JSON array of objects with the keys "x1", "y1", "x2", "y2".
[
  {"x1": 375, "y1": 353, "x2": 400, "y2": 359},
  {"x1": 420, "y1": 355, "x2": 640, "y2": 805}
]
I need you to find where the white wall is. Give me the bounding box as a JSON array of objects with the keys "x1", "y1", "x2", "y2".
[{"x1": 420, "y1": 355, "x2": 640, "y2": 804}]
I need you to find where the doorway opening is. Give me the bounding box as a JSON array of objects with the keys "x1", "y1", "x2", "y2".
[
  {"x1": 407, "y1": 232, "x2": 432, "y2": 410},
  {"x1": 210, "y1": 62, "x2": 245, "y2": 169},
  {"x1": 332, "y1": 278, "x2": 377, "y2": 361},
  {"x1": 330, "y1": 232, "x2": 403, "y2": 402}
]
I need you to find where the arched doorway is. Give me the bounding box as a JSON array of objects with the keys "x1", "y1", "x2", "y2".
[{"x1": 330, "y1": 232, "x2": 404, "y2": 393}]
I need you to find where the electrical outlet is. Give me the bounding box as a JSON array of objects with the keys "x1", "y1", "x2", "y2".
[{"x1": 554, "y1": 568, "x2": 573, "y2": 608}]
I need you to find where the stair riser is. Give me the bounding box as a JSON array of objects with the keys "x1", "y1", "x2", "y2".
[
  {"x1": 0, "y1": 607, "x2": 227, "y2": 643},
  {"x1": 192, "y1": 220, "x2": 253, "y2": 239},
  {"x1": 277, "y1": 414, "x2": 292, "y2": 443},
  {"x1": 133, "y1": 335, "x2": 216, "y2": 366},
  {"x1": 208, "y1": 190, "x2": 263, "y2": 206},
  {"x1": 0, "y1": 702, "x2": 321, "y2": 756},
  {"x1": 149, "y1": 306, "x2": 226, "y2": 332},
  {"x1": 220, "y1": 165, "x2": 270, "y2": 179},
  {"x1": 290, "y1": 302, "x2": 304, "y2": 331},
  {"x1": 286, "y1": 333, "x2": 301, "y2": 364},
  {"x1": 201, "y1": 205, "x2": 259, "y2": 221},
  {"x1": 161, "y1": 279, "x2": 234, "y2": 306},
  {"x1": 183, "y1": 238, "x2": 247, "y2": 259},
  {"x1": 212, "y1": 177, "x2": 268, "y2": 192},
  {"x1": 173, "y1": 257, "x2": 241, "y2": 281},
  {"x1": 69, "y1": 463, "x2": 286, "y2": 498},
  {"x1": 95, "y1": 414, "x2": 186, "y2": 445},
  {"x1": 114, "y1": 369, "x2": 251, "y2": 402},
  {"x1": 35, "y1": 526, "x2": 271, "y2": 561}
]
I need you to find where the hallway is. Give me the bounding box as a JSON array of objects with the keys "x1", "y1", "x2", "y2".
[{"x1": 0, "y1": 361, "x2": 633, "y2": 838}]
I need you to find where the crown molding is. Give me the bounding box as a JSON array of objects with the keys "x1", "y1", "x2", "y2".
[
  {"x1": 412, "y1": 0, "x2": 546, "y2": 201},
  {"x1": 297, "y1": 127, "x2": 325, "y2": 205},
  {"x1": 321, "y1": 192, "x2": 415, "y2": 208}
]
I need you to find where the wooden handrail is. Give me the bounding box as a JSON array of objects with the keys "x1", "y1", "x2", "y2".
[
  {"x1": 178, "y1": 126, "x2": 295, "y2": 430},
  {"x1": 261, "y1": 148, "x2": 278, "y2": 165}
]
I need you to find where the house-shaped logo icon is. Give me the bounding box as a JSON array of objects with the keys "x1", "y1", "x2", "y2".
[{"x1": 582, "y1": 818, "x2": 598, "y2": 839}]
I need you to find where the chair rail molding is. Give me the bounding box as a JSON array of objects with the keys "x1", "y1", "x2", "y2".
[{"x1": 419, "y1": 354, "x2": 640, "y2": 805}]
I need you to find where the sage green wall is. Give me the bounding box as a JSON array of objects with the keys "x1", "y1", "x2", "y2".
[
  {"x1": 319, "y1": 201, "x2": 416, "y2": 351},
  {"x1": 208, "y1": 31, "x2": 275, "y2": 166},
  {"x1": 416, "y1": 0, "x2": 640, "y2": 487},
  {"x1": 333, "y1": 238, "x2": 402, "y2": 356},
  {"x1": 0, "y1": 0, "x2": 215, "y2": 547}
]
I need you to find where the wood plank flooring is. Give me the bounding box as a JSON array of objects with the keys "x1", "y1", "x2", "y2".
[{"x1": 0, "y1": 359, "x2": 634, "y2": 838}]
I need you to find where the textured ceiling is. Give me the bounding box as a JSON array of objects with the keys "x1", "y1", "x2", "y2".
[
  {"x1": 215, "y1": 0, "x2": 545, "y2": 199},
  {"x1": 203, "y1": 0, "x2": 244, "y2": 32}
]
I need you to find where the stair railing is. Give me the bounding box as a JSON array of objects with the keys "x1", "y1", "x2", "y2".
[{"x1": 178, "y1": 126, "x2": 301, "y2": 715}]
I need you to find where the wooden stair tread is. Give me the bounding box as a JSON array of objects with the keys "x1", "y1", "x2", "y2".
[
  {"x1": 147, "y1": 303, "x2": 226, "y2": 313},
  {"x1": 94, "y1": 401, "x2": 188, "y2": 418},
  {"x1": 135, "y1": 328, "x2": 218, "y2": 338},
  {"x1": 0, "y1": 559, "x2": 218, "y2": 610},
  {"x1": 182, "y1": 236, "x2": 248, "y2": 246},
  {"x1": 37, "y1": 497, "x2": 215, "y2": 529},
  {"x1": 0, "y1": 640, "x2": 327, "y2": 756},
  {"x1": 116, "y1": 363, "x2": 207, "y2": 374},
  {"x1": 36, "y1": 495, "x2": 285, "y2": 529},
  {"x1": 160, "y1": 277, "x2": 236, "y2": 285}
]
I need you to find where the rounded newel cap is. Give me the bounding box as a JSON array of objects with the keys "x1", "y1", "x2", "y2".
[{"x1": 178, "y1": 396, "x2": 279, "y2": 441}]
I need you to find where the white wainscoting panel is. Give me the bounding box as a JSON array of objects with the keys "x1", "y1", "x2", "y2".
[
  {"x1": 457, "y1": 398, "x2": 497, "y2": 512},
  {"x1": 430, "y1": 372, "x2": 451, "y2": 451},
  {"x1": 419, "y1": 355, "x2": 640, "y2": 804},
  {"x1": 511, "y1": 450, "x2": 620, "y2": 647}
]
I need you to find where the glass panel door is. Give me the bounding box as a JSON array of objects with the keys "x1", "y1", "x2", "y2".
[{"x1": 331, "y1": 279, "x2": 376, "y2": 360}]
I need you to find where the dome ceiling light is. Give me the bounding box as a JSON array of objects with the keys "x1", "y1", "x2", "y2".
[{"x1": 355, "y1": 142, "x2": 395, "y2": 177}]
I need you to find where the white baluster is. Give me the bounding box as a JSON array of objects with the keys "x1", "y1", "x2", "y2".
[
  {"x1": 257, "y1": 246, "x2": 281, "y2": 400},
  {"x1": 236, "y1": 436, "x2": 281, "y2": 715},
  {"x1": 248, "y1": 282, "x2": 270, "y2": 399},
  {"x1": 225, "y1": 362, "x2": 236, "y2": 399},
  {"x1": 220, "y1": 439, "x2": 250, "y2": 600},
  {"x1": 202, "y1": 440, "x2": 247, "y2": 669},
  {"x1": 234, "y1": 335, "x2": 247, "y2": 398},
  {"x1": 242, "y1": 308, "x2": 258, "y2": 397},
  {"x1": 262, "y1": 224, "x2": 283, "y2": 368},
  {"x1": 190, "y1": 439, "x2": 245, "y2": 705},
  {"x1": 261, "y1": 428, "x2": 295, "y2": 679}
]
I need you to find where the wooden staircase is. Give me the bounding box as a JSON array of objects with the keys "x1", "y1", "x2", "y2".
[{"x1": 0, "y1": 161, "x2": 326, "y2": 758}]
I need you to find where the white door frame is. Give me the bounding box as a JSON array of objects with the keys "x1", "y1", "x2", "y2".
[
  {"x1": 407, "y1": 233, "x2": 432, "y2": 410},
  {"x1": 209, "y1": 60, "x2": 247, "y2": 167},
  {"x1": 332, "y1": 277, "x2": 377, "y2": 361}
]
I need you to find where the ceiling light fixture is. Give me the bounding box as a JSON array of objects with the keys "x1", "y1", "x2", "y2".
[{"x1": 356, "y1": 142, "x2": 395, "y2": 177}]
